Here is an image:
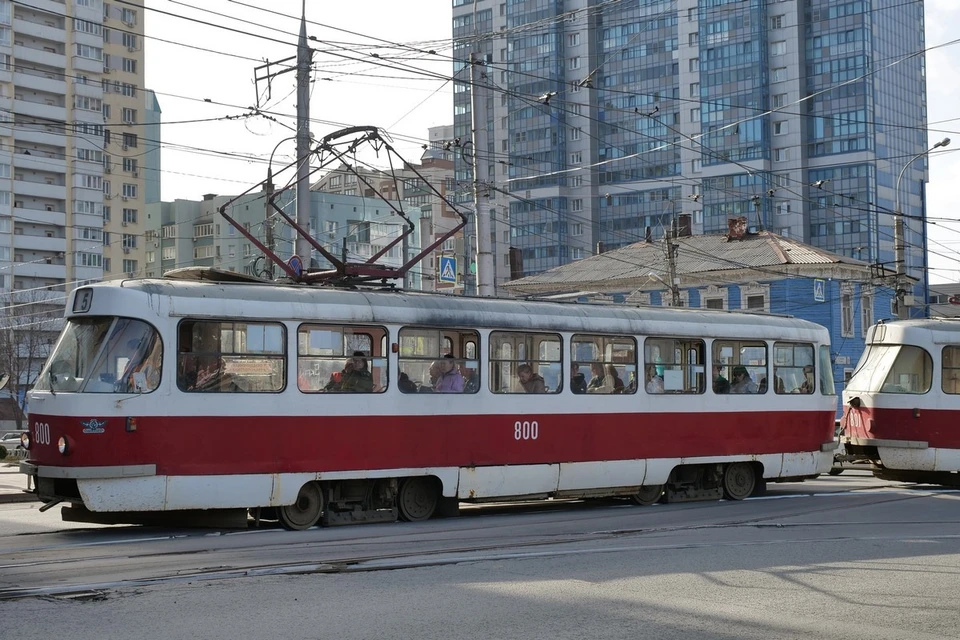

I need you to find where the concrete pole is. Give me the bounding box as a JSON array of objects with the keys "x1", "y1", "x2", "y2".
[
  {"x1": 470, "y1": 52, "x2": 495, "y2": 297},
  {"x1": 295, "y1": 4, "x2": 313, "y2": 266}
]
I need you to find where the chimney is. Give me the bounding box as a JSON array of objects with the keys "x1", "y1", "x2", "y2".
[
  {"x1": 727, "y1": 216, "x2": 747, "y2": 241},
  {"x1": 677, "y1": 214, "x2": 692, "y2": 237},
  {"x1": 596, "y1": 241, "x2": 606, "y2": 255},
  {"x1": 508, "y1": 246, "x2": 523, "y2": 280},
  {"x1": 645, "y1": 226, "x2": 652, "y2": 243},
  {"x1": 202, "y1": 193, "x2": 218, "y2": 201}
]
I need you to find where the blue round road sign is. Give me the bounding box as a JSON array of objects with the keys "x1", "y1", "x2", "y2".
[{"x1": 288, "y1": 255, "x2": 303, "y2": 277}]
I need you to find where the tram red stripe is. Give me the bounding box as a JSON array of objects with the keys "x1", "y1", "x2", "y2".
[
  {"x1": 29, "y1": 412, "x2": 835, "y2": 476},
  {"x1": 843, "y1": 407, "x2": 960, "y2": 448}
]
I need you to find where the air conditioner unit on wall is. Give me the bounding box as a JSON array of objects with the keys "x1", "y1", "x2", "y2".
[{"x1": 121, "y1": 196, "x2": 128, "y2": 201}]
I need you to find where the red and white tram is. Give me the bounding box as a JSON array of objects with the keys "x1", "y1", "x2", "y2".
[
  {"x1": 840, "y1": 318, "x2": 960, "y2": 484},
  {"x1": 20, "y1": 273, "x2": 839, "y2": 528}
]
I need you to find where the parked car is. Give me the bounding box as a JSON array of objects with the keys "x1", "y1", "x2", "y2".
[{"x1": 1, "y1": 432, "x2": 25, "y2": 450}]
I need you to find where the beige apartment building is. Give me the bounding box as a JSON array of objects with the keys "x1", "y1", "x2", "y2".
[{"x1": 0, "y1": 0, "x2": 147, "y2": 385}]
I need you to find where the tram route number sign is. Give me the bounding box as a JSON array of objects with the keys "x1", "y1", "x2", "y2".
[
  {"x1": 813, "y1": 279, "x2": 826, "y2": 303},
  {"x1": 439, "y1": 256, "x2": 457, "y2": 284}
]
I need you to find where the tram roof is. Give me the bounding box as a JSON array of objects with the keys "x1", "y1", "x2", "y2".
[
  {"x1": 78, "y1": 277, "x2": 829, "y2": 340},
  {"x1": 867, "y1": 317, "x2": 960, "y2": 344}
]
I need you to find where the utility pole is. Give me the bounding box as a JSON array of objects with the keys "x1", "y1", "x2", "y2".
[
  {"x1": 295, "y1": 4, "x2": 313, "y2": 267},
  {"x1": 263, "y1": 168, "x2": 275, "y2": 279},
  {"x1": 470, "y1": 52, "x2": 495, "y2": 297},
  {"x1": 665, "y1": 224, "x2": 681, "y2": 306}
]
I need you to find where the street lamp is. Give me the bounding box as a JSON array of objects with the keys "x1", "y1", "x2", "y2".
[{"x1": 893, "y1": 137, "x2": 950, "y2": 319}]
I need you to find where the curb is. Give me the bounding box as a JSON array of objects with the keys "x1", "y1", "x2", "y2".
[{"x1": 0, "y1": 492, "x2": 39, "y2": 505}]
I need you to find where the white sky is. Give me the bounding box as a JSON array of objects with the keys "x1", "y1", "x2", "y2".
[{"x1": 144, "y1": 0, "x2": 960, "y2": 284}]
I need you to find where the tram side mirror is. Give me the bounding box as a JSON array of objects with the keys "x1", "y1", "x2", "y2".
[{"x1": 848, "y1": 396, "x2": 861, "y2": 409}]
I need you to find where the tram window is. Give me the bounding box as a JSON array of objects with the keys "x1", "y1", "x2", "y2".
[
  {"x1": 819, "y1": 345, "x2": 836, "y2": 395},
  {"x1": 36, "y1": 317, "x2": 162, "y2": 394},
  {"x1": 642, "y1": 337, "x2": 704, "y2": 394},
  {"x1": 773, "y1": 342, "x2": 815, "y2": 394},
  {"x1": 571, "y1": 334, "x2": 636, "y2": 394},
  {"x1": 397, "y1": 327, "x2": 480, "y2": 394},
  {"x1": 713, "y1": 340, "x2": 767, "y2": 394},
  {"x1": 297, "y1": 324, "x2": 387, "y2": 393},
  {"x1": 490, "y1": 331, "x2": 561, "y2": 394},
  {"x1": 178, "y1": 320, "x2": 285, "y2": 393},
  {"x1": 943, "y1": 347, "x2": 960, "y2": 395},
  {"x1": 879, "y1": 345, "x2": 932, "y2": 394}
]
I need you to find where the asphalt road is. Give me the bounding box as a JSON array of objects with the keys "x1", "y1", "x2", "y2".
[{"x1": 2, "y1": 472, "x2": 960, "y2": 639}]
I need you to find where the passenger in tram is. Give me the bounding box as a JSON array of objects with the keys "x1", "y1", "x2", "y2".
[
  {"x1": 340, "y1": 352, "x2": 374, "y2": 393},
  {"x1": 324, "y1": 357, "x2": 354, "y2": 391},
  {"x1": 178, "y1": 355, "x2": 199, "y2": 390},
  {"x1": 428, "y1": 360, "x2": 442, "y2": 387},
  {"x1": 730, "y1": 365, "x2": 758, "y2": 394},
  {"x1": 712, "y1": 365, "x2": 730, "y2": 394},
  {"x1": 796, "y1": 365, "x2": 815, "y2": 394},
  {"x1": 586, "y1": 363, "x2": 606, "y2": 393},
  {"x1": 517, "y1": 363, "x2": 546, "y2": 393},
  {"x1": 397, "y1": 371, "x2": 418, "y2": 393},
  {"x1": 645, "y1": 364, "x2": 664, "y2": 394},
  {"x1": 570, "y1": 363, "x2": 587, "y2": 393},
  {"x1": 457, "y1": 360, "x2": 480, "y2": 393},
  {"x1": 605, "y1": 364, "x2": 625, "y2": 393},
  {"x1": 434, "y1": 354, "x2": 466, "y2": 393}
]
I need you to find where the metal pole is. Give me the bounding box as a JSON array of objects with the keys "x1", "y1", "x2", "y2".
[
  {"x1": 894, "y1": 137, "x2": 950, "y2": 320},
  {"x1": 295, "y1": 4, "x2": 313, "y2": 266}
]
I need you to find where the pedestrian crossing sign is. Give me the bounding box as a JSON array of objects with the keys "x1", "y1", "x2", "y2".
[
  {"x1": 813, "y1": 278, "x2": 825, "y2": 302},
  {"x1": 439, "y1": 256, "x2": 457, "y2": 283}
]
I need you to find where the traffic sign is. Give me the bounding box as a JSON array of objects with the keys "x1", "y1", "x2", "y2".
[
  {"x1": 439, "y1": 256, "x2": 457, "y2": 283},
  {"x1": 288, "y1": 255, "x2": 303, "y2": 277},
  {"x1": 813, "y1": 279, "x2": 825, "y2": 303}
]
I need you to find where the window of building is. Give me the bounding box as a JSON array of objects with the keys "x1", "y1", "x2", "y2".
[
  {"x1": 122, "y1": 132, "x2": 137, "y2": 148},
  {"x1": 860, "y1": 289, "x2": 873, "y2": 334},
  {"x1": 746, "y1": 295, "x2": 765, "y2": 310},
  {"x1": 122, "y1": 183, "x2": 137, "y2": 198},
  {"x1": 572, "y1": 222, "x2": 583, "y2": 236},
  {"x1": 770, "y1": 15, "x2": 784, "y2": 29},
  {"x1": 121, "y1": 32, "x2": 137, "y2": 49},
  {"x1": 570, "y1": 151, "x2": 582, "y2": 164},
  {"x1": 121, "y1": 107, "x2": 137, "y2": 124},
  {"x1": 122, "y1": 57, "x2": 136, "y2": 73},
  {"x1": 162, "y1": 246, "x2": 175, "y2": 260},
  {"x1": 841, "y1": 292, "x2": 854, "y2": 337},
  {"x1": 121, "y1": 7, "x2": 137, "y2": 25},
  {"x1": 691, "y1": 159, "x2": 702, "y2": 173},
  {"x1": 771, "y1": 41, "x2": 786, "y2": 56},
  {"x1": 568, "y1": 33, "x2": 580, "y2": 47},
  {"x1": 775, "y1": 201, "x2": 791, "y2": 215},
  {"x1": 774, "y1": 148, "x2": 789, "y2": 162},
  {"x1": 772, "y1": 94, "x2": 787, "y2": 109},
  {"x1": 571, "y1": 199, "x2": 583, "y2": 212},
  {"x1": 774, "y1": 120, "x2": 788, "y2": 135},
  {"x1": 689, "y1": 58, "x2": 699, "y2": 72},
  {"x1": 772, "y1": 67, "x2": 787, "y2": 82},
  {"x1": 570, "y1": 127, "x2": 580, "y2": 141},
  {"x1": 122, "y1": 258, "x2": 137, "y2": 274},
  {"x1": 122, "y1": 208, "x2": 137, "y2": 223},
  {"x1": 178, "y1": 320, "x2": 285, "y2": 393},
  {"x1": 121, "y1": 233, "x2": 136, "y2": 249},
  {"x1": 297, "y1": 324, "x2": 387, "y2": 393},
  {"x1": 489, "y1": 331, "x2": 561, "y2": 394}
]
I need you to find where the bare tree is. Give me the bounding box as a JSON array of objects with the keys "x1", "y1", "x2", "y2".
[{"x1": 0, "y1": 288, "x2": 64, "y2": 429}]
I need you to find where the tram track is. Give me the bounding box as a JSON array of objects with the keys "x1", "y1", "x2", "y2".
[{"x1": 3, "y1": 483, "x2": 960, "y2": 601}]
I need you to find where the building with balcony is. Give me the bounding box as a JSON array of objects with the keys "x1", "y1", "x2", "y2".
[{"x1": 453, "y1": 0, "x2": 930, "y2": 310}]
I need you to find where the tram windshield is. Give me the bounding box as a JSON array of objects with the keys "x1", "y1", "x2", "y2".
[
  {"x1": 35, "y1": 317, "x2": 162, "y2": 394},
  {"x1": 845, "y1": 344, "x2": 932, "y2": 395}
]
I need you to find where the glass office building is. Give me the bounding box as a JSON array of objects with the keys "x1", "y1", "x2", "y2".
[{"x1": 452, "y1": 0, "x2": 929, "y2": 305}]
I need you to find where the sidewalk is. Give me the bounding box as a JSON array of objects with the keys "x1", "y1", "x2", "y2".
[{"x1": 0, "y1": 462, "x2": 38, "y2": 504}]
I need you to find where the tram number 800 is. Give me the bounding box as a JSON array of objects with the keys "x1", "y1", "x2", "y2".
[
  {"x1": 514, "y1": 420, "x2": 539, "y2": 441},
  {"x1": 33, "y1": 421, "x2": 51, "y2": 445}
]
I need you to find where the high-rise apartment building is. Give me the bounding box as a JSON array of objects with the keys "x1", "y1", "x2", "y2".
[
  {"x1": 101, "y1": 0, "x2": 145, "y2": 279},
  {"x1": 0, "y1": 0, "x2": 148, "y2": 385},
  {"x1": 453, "y1": 0, "x2": 929, "y2": 306}
]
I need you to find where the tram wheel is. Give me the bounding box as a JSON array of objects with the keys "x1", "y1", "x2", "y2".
[
  {"x1": 397, "y1": 476, "x2": 440, "y2": 522},
  {"x1": 631, "y1": 485, "x2": 664, "y2": 506},
  {"x1": 722, "y1": 463, "x2": 756, "y2": 501},
  {"x1": 278, "y1": 481, "x2": 324, "y2": 530}
]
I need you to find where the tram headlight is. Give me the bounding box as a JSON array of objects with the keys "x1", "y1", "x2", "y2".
[
  {"x1": 57, "y1": 436, "x2": 70, "y2": 456},
  {"x1": 20, "y1": 432, "x2": 30, "y2": 450}
]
